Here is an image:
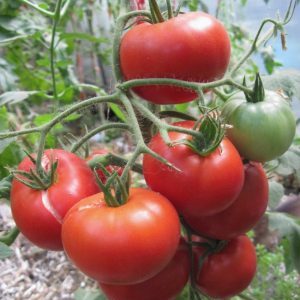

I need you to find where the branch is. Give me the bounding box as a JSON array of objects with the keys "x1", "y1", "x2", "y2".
[
  {"x1": 21, "y1": 0, "x2": 54, "y2": 17},
  {"x1": 112, "y1": 10, "x2": 152, "y2": 83},
  {"x1": 50, "y1": 0, "x2": 64, "y2": 101},
  {"x1": 71, "y1": 123, "x2": 131, "y2": 153}
]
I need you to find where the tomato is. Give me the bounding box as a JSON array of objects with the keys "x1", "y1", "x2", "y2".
[
  {"x1": 99, "y1": 238, "x2": 189, "y2": 300},
  {"x1": 185, "y1": 162, "x2": 268, "y2": 240},
  {"x1": 86, "y1": 149, "x2": 124, "y2": 184},
  {"x1": 62, "y1": 188, "x2": 181, "y2": 284},
  {"x1": 143, "y1": 121, "x2": 244, "y2": 217},
  {"x1": 221, "y1": 90, "x2": 296, "y2": 162},
  {"x1": 120, "y1": 12, "x2": 231, "y2": 104},
  {"x1": 195, "y1": 235, "x2": 256, "y2": 298},
  {"x1": 10, "y1": 149, "x2": 100, "y2": 251}
]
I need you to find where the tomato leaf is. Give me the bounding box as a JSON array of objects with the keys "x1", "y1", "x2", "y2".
[
  {"x1": 74, "y1": 288, "x2": 106, "y2": 300},
  {"x1": 0, "y1": 142, "x2": 24, "y2": 177},
  {"x1": 268, "y1": 181, "x2": 284, "y2": 210},
  {"x1": 0, "y1": 175, "x2": 12, "y2": 200},
  {"x1": 268, "y1": 212, "x2": 300, "y2": 273},
  {"x1": 0, "y1": 241, "x2": 13, "y2": 259},
  {"x1": 0, "y1": 91, "x2": 38, "y2": 106},
  {"x1": 262, "y1": 69, "x2": 300, "y2": 99},
  {"x1": 109, "y1": 103, "x2": 126, "y2": 122}
]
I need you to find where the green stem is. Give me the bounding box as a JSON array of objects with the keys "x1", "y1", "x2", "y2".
[
  {"x1": 0, "y1": 93, "x2": 120, "y2": 140},
  {"x1": 50, "y1": 0, "x2": 64, "y2": 102},
  {"x1": 149, "y1": 0, "x2": 164, "y2": 22},
  {"x1": 71, "y1": 123, "x2": 131, "y2": 153},
  {"x1": 119, "y1": 77, "x2": 253, "y2": 95},
  {"x1": 230, "y1": 18, "x2": 280, "y2": 76},
  {"x1": 112, "y1": 11, "x2": 152, "y2": 83},
  {"x1": 0, "y1": 227, "x2": 20, "y2": 246},
  {"x1": 166, "y1": 0, "x2": 173, "y2": 19},
  {"x1": 35, "y1": 130, "x2": 47, "y2": 175},
  {"x1": 131, "y1": 97, "x2": 204, "y2": 140},
  {"x1": 43, "y1": 93, "x2": 120, "y2": 132},
  {"x1": 0, "y1": 127, "x2": 41, "y2": 140},
  {"x1": 21, "y1": 0, "x2": 54, "y2": 17},
  {"x1": 60, "y1": 0, "x2": 73, "y2": 18}
]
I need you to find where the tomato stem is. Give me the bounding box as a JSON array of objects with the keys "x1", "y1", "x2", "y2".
[
  {"x1": 112, "y1": 10, "x2": 152, "y2": 83},
  {"x1": 166, "y1": 0, "x2": 173, "y2": 19},
  {"x1": 149, "y1": 0, "x2": 164, "y2": 23}
]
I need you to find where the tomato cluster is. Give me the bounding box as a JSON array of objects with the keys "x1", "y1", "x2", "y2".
[{"x1": 8, "y1": 5, "x2": 296, "y2": 300}]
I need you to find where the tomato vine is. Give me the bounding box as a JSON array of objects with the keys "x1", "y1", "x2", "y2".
[{"x1": 0, "y1": 0, "x2": 298, "y2": 299}]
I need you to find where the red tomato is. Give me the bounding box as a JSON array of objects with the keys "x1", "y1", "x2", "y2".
[
  {"x1": 10, "y1": 149, "x2": 100, "y2": 251},
  {"x1": 62, "y1": 188, "x2": 181, "y2": 284},
  {"x1": 195, "y1": 235, "x2": 256, "y2": 298},
  {"x1": 99, "y1": 239, "x2": 189, "y2": 300},
  {"x1": 185, "y1": 162, "x2": 268, "y2": 240},
  {"x1": 86, "y1": 149, "x2": 124, "y2": 184},
  {"x1": 143, "y1": 121, "x2": 244, "y2": 217},
  {"x1": 120, "y1": 12, "x2": 231, "y2": 104}
]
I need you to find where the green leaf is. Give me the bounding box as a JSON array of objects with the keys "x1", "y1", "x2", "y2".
[
  {"x1": 175, "y1": 103, "x2": 189, "y2": 113},
  {"x1": 268, "y1": 181, "x2": 284, "y2": 210},
  {"x1": 0, "y1": 174, "x2": 12, "y2": 200},
  {"x1": 0, "y1": 241, "x2": 13, "y2": 259},
  {"x1": 0, "y1": 106, "x2": 8, "y2": 130},
  {"x1": 0, "y1": 142, "x2": 24, "y2": 177},
  {"x1": 276, "y1": 150, "x2": 300, "y2": 176},
  {"x1": 109, "y1": 103, "x2": 126, "y2": 122},
  {"x1": 262, "y1": 69, "x2": 300, "y2": 99},
  {"x1": 0, "y1": 34, "x2": 29, "y2": 46},
  {"x1": 268, "y1": 212, "x2": 300, "y2": 273},
  {"x1": 74, "y1": 288, "x2": 106, "y2": 300},
  {"x1": 38, "y1": 3, "x2": 50, "y2": 10},
  {"x1": 0, "y1": 91, "x2": 38, "y2": 106}
]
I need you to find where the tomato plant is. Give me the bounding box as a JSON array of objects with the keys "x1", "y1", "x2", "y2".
[
  {"x1": 120, "y1": 12, "x2": 230, "y2": 104},
  {"x1": 143, "y1": 120, "x2": 244, "y2": 217},
  {"x1": 10, "y1": 149, "x2": 100, "y2": 251},
  {"x1": 0, "y1": 1, "x2": 299, "y2": 299},
  {"x1": 185, "y1": 162, "x2": 268, "y2": 240},
  {"x1": 99, "y1": 238, "x2": 189, "y2": 300},
  {"x1": 222, "y1": 83, "x2": 296, "y2": 162},
  {"x1": 62, "y1": 188, "x2": 181, "y2": 284},
  {"x1": 195, "y1": 235, "x2": 257, "y2": 298}
]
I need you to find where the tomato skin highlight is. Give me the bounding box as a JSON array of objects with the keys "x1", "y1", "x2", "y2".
[
  {"x1": 99, "y1": 239, "x2": 190, "y2": 300},
  {"x1": 221, "y1": 90, "x2": 296, "y2": 162},
  {"x1": 195, "y1": 235, "x2": 257, "y2": 298},
  {"x1": 62, "y1": 188, "x2": 181, "y2": 284},
  {"x1": 10, "y1": 149, "x2": 100, "y2": 251},
  {"x1": 120, "y1": 12, "x2": 231, "y2": 104},
  {"x1": 143, "y1": 121, "x2": 244, "y2": 217},
  {"x1": 185, "y1": 162, "x2": 268, "y2": 240}
]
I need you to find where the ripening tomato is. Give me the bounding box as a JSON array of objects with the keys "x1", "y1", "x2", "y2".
[
  {"x1": 185, "y1": 162, "x2": 268, "y2": 240},
  {"x1": 10, "y1": 149, "x2": 100, "y2": 251},
  {"x1": 195, "y1": 235, "x2": 257, "y2": 298},
  {"x1": 86, "y1": 149, "x2": 124, "y2": 184},
  {"x1": 62, "y1": 188, "x2": 181, "y2": 284},
  {"x1": 99, "y1": 238, "x2": 190, "y2": 300},
  {"x1": 120, "y1": 12, "x2": 231, "y2": 104},
  {"x1": 143, "y1": 121, "x2": 244, "y2": 217},
  {"x1": 221, "y1": 90, "x2": 296, "y2": 162}
]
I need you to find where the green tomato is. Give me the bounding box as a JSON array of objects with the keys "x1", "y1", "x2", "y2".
[{"x1": 221, "y1": 90, "x2": 296, "y2": 162}]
